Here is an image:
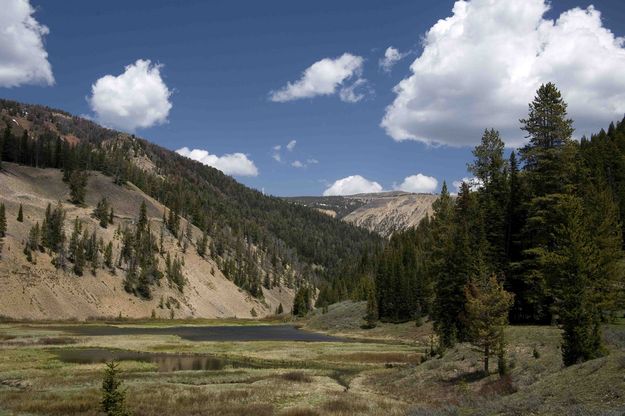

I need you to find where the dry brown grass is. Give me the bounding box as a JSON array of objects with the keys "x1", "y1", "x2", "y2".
[
  {"x1": 278, "y1": 407, "x2": 320, "y2": 416},
  {"x1": 122, "y1": 385, "x2": 276, "y2": 416},
  {"x1": 279, "y1": 371, "x2": 314, "y2": 383},
  {"x1": 323, "y1": 351, "x2": 421, "y2": 364},
  {"x1": 40, "y1": 336, "x2": 78, "y2": 345},
  {"x1": 478, "y1": 375, "x2": 517, "y2": 397},
  {"x1": 322, "y1": 398, "x2": 369, "y2": 413},
  {"x1": 0, "y1": 389, "x2": 100, "y2": 416}
]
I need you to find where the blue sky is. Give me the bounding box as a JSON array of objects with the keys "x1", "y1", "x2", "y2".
[{"x1": 2, "y1": 0, "x2": 625, "y2": 196}]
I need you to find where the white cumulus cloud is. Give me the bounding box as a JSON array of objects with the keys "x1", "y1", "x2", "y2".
[
  {"x1": 270, "y1": 53, "x2": 366, "y2": 102},
  {"x1": 323, "y1": 175, "x2": 383, "y2": 196},
  {"x1": 291, "y1": 158, "x2": 319, "y2": 169},
  {"x1": 395, "y1": 174, "x2": 438, "y2": 193},
  {"x1": 381, "y1": 0, "x2": 625, "y2": 147},
  {"x1": 379, "y1": 47, "x2": 407, "y2": 72},
  {"x1": 452, "y1": 177, "x2": 483, "y2": 194},
  {"x1": 272, "y1": 145, "x2": 282, "y2": 162},
  {"x1": 176, "y1": 147, "x2": 258, "y2": 177},
  {"x1": 0, "y1": 0, "x2": 53, "y2": 87},
  {"x1": 88, "y1": 59, "x2": 172, "y2": 131},
  {"x1": 286, "y1": 139, "x2": 297, "y2": 151},
  {"x1": 338, "y1": 78, "x2": 368, "y2": 103}
]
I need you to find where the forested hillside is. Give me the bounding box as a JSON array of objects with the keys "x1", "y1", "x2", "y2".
[
  {"x1": 0, "y1": 163, "x2": 297, "y2": 319},
  {"x1": 0, "y1": 99, "x2": 381, "y2": 309},
  {"x1": 360, "y1": 83, "x2": 625, "y2": 367}
]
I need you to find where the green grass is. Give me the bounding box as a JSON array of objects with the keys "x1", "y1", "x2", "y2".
[{"x1": 0, "y1": 317, "x2": 624, "y2": 415}]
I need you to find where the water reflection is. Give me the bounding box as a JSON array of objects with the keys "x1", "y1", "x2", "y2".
[
  {"x1": 52, "y1": 324, "x2": 347, "y2": 342},
  {"x1": 54, "y1": 348, "x2": 257, "y2": 372}
]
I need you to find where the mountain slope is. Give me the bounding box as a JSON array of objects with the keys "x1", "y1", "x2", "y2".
[
  {"x1": 0, "y1": 99, "x2": 381, "y2": 319},
  {"x1": 0, "y1": 163, "x2": 293, "y2": 319},
  {"x1": 286, "y1": 192, "x2": 438, "y2": 237}
]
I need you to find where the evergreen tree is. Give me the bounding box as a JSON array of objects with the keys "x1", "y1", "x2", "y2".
[
  {"x1": 433, "y1": 182, "x2": 488, "y2": 348},
  {"x1": 166, "y1": 207, "x2": 180, "y2": 236},
  {"x1": 545, "y1": 195, "x2": 610, "y2": 365},
  {"x1": 469, "y1": 129, "x2": 509, "y2": 271},
  {"x1": 517, "y1": 83, "x2": 577, "y2": 323},
  {"x1": 292, "y1": 286, "x2": 311, "y2": 317},
  {"x1": 464, "y1": 274, "x2": 513, "y2": 374},
  {"x1": 430, "y1": 182, "x2": 457, "y2": 346},
  {"x1": 505, "y1": 151, "x2": 529, "y2": 322},
  {"x1": 89, "y1": 231, "x2": 100, "y2": 275},
  {"x1": 583, "y1": 185, "x2": 625, "y2": 319},
  {"x1": 364, "y1": 284, "x2": 378, "y2": 328},
  {"x1": 0, "y1": 203, "x2": 5, "y2": 258},
  {"x1": 261, "y1": 272, "x2": 270, "y2": 289},
  {"x1": 69, "y1": 170, "x2": 88, "y2": 205},
  {"x1": 101, "y1": 361, "x2": 131, "y2": 416},
  {"x1": 137, "y1": 201, "x2": 148, "y2": 233},
  {"x1": 166, "y1": 255, "x2": 184, "y2": 291},
  {"x1": 24, "y1": 222, "x2": 41, "y2": 263},
  {"x1": 276, "y1": 303, "x2": 284, "y2": 315},
  {"x1": 52, "y1": 228, "x2": 68, "y2": 270},
  {"x1": 197, "y1": 228, "x2": 208, "y2": 257},
  {"x1": 0, "y1": 203, "x2": 6, "y2": 238},
  {"x1": 17, "y1": 204, "x2": 23, "y2": 222},
  {"x1": 0, "y1": 126, "x2": 4, "y2": 170},
  {"x1": 73, "y1": 238, "x2": 85, "y2": 276},
  {"x1": 104, "y1": 241, "x2": 114, "y2": 270},
  {"x1": 68, "y1": 218, "x2": 82, "y2": 262},
  {"x1": 41, "y1": 201, "x2": 65, "y2": 253},
  {"x1": 94, "y1": 198, "x2": 110, "y2": 228}
]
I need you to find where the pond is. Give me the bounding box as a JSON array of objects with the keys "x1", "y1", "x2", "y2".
[
  {"x1": 53, "y1": 348, "x2": 261, "y2": 372},
  {"x1": 52, "y1": 324, "x2": 348, "y2": 342}
]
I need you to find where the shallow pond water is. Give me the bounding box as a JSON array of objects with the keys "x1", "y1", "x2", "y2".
[
  {"x1": 53, "y1": 348, "x2": 260, "y2": 372},
  {"x1": 52, "y1": 324, "x2": 347, "y2": 342}
]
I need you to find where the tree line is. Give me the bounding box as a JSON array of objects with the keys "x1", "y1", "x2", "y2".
[{"x1": 367, "y1": 84, "x2": 624, "y2": 368}]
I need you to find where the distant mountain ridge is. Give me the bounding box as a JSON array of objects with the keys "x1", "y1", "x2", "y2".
[{"x1": 285, "y1": 191, "x2": 438, "y2": 237}]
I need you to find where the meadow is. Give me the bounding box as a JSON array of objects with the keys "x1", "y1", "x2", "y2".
[{"x1": 0, "y1": 302, "x2": 624, "y2": 416}]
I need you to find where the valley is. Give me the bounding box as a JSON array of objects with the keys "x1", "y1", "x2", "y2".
[
  {"x1": 2, "y1": 68, "x2": 625, "y2": 416},
  {"x1": 0, "y1": 304, "x2": 623, "y2": 415}
]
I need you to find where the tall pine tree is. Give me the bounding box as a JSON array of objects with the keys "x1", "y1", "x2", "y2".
[{"x1": 517, "y1": 83, "x2": 577, "y2": 323}]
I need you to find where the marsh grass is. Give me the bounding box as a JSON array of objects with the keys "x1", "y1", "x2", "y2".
[
  {"x1": 0, "y1": 322, "x2": 623, "y2": 416},
  {"x1": 322, "y1": 351, "x2": 421, "y2": 364},
  {"x1": 279, "y1": 371, "x2": 314, "y2": 383},
  {"x1": 278, "y1": 407, "x2": 320, "y2": 416},
  {"x1": 321, "y1": 397, "x2": 369, "y2": 413}
]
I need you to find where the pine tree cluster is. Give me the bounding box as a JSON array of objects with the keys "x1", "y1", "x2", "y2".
[{"x1": 366, "y1": 84, "x2": 625, "y2": 366}]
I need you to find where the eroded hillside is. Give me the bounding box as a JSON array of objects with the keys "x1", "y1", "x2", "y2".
[
  {"x1": 286, "y1": 192, "x2": 438, "y2": 237},
  {"x1": 0, "y1": 163, "x2": 293, "y2": 320}
]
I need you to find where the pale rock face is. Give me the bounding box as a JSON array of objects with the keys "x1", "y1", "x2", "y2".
[
  {"x1": 342, "y1": 192, "x2": 438, "y2": 238},
  {"x1": 286, "y1": 191, "x2": 439, "y2": 237}
]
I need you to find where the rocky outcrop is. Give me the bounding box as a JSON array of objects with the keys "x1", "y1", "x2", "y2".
[{"x1": 342, "y1": 192, "x2": 437, "y2": 237}]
